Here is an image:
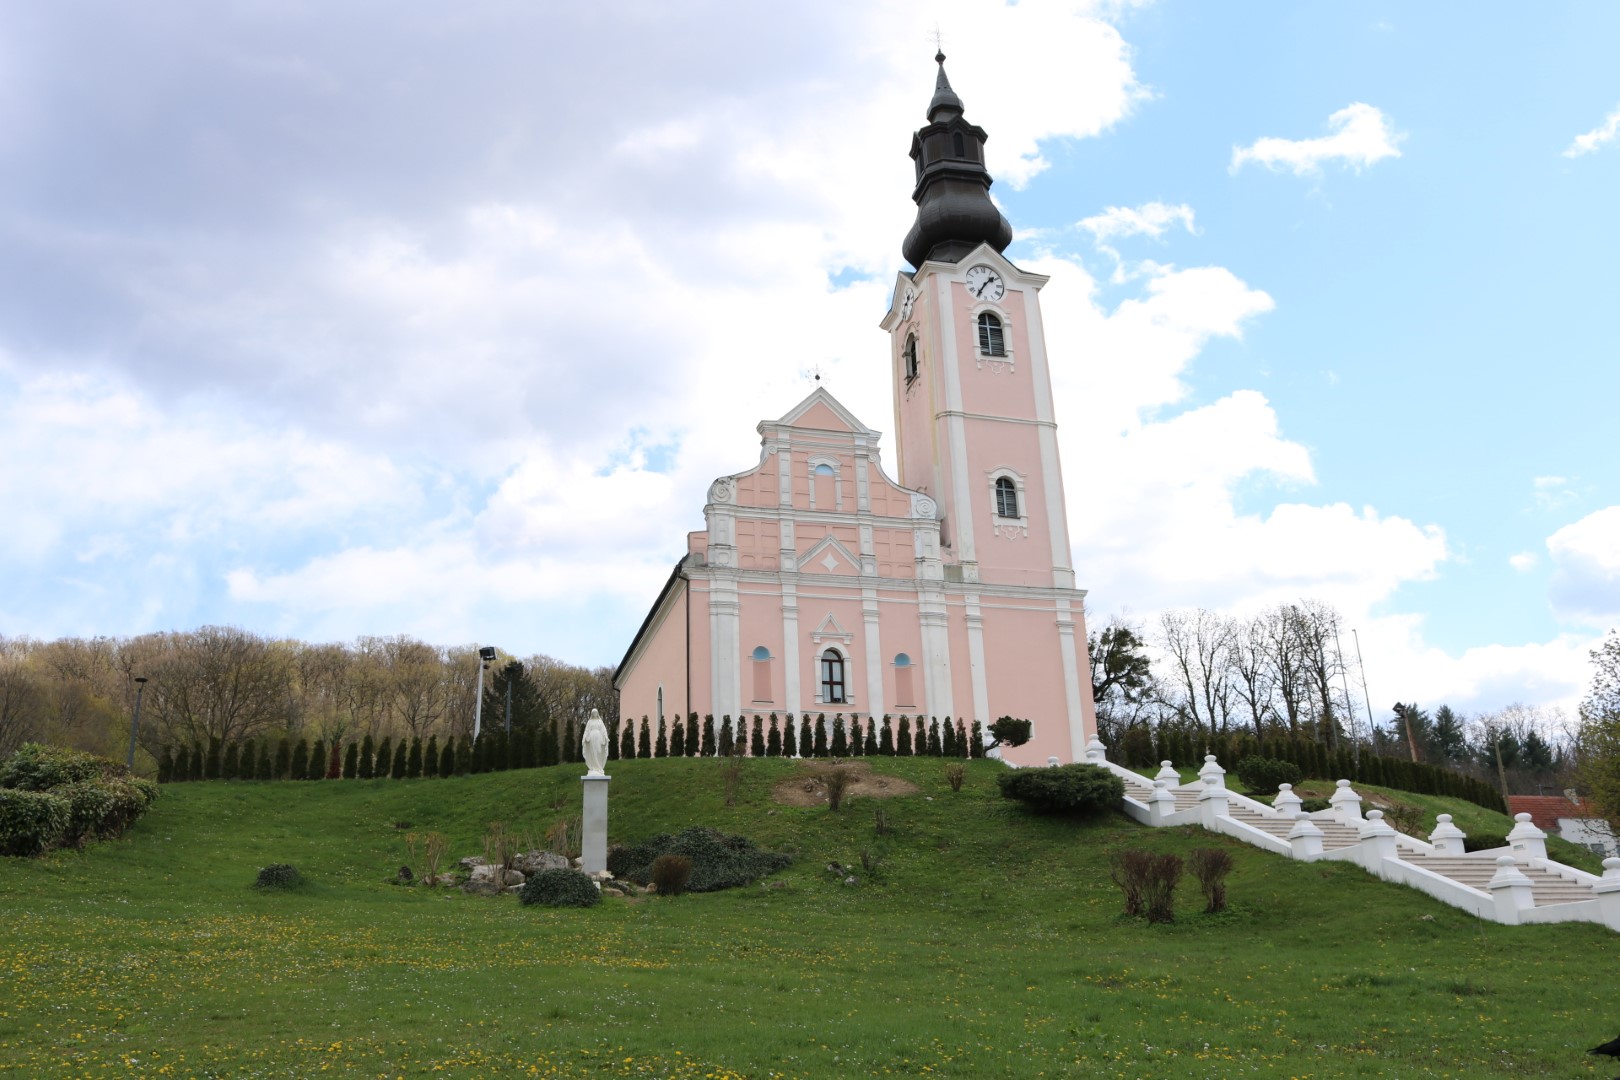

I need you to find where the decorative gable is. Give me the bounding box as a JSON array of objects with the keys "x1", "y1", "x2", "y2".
[{"x1": 810, "y1": 613, "x2": 853, "y2": 645}]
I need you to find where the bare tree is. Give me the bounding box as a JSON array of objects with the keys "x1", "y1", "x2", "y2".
[
  {"x1": 143, "y1": 626, "x2": 294, "y2": 747},
  {"x1": 1157, "y1": 609, "x2": 1236, "y2": 741}
]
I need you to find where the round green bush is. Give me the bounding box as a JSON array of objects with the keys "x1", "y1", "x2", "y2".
[
  {"x1": 996, "y1": 763, "x2": 1125, "y2": 815},
  {"x1": 1464, "y1": 832, "x2": 1509, "y2": 853},
  {"x1": 254, "y1": 863, "x2": 304, "y2": 889},
  {"x1": 520, "y1": 868, "x2": 601, "y2": 908},
  {"x1": 1233, "y1": 756, "x2": 1303, "y2": 797},
  {"x1": 0, "y1": 789, "x2": 70, "y2": 856},
  {"x1": 1298, "y1": 797, "x2": 1332, "y2": 813}
]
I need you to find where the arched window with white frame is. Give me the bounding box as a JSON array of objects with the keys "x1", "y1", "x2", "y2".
[
  {"x1": 819, "y1": 648, "x2": 848, "y2": 705},
  {"x1": 977, "y1": 311, "x2": 1005, "y2": 356},
  {"x1": 994, "y1": 476, "x2": 1019, "y2": 519},
  {"x1": 903, "y1": 333, "x2": 919, "y2": 382}
]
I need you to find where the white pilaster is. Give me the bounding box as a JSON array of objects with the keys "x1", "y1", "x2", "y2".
[
  {"x1": 1055, "y1": 598, "x2": 1087, "y2": 761},
  {"x1": 964, "y1": 591, "x2": 990, "y2": 726},
  {"x1": 862, "y1": 586, "x2": 884, "y2": 719},
  {"x1": 781, "y1": 582, "x2": 801, "y2": 716}
]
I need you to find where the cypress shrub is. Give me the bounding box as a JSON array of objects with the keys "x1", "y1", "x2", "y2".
[
  {"x1": 831, "y1": 714, "x2": 848, "y2": 757},
  {"x1": 439, "y1": 739, "x2": 455, "y2": 777},
  {"x1": 956, "y1": 720, "x2": 970, "y2": 758},
  {"x1": 255, "y1": 747, "x2": 273, "y2": 781},
  {"x1": 497, "y1": 729, "x2": 515, "y2": 771},
  {"x1": 457, "y1": 734, "x2": 472, "y2": 776},
  {"x1": 157, "y1": 747, "x2": 174, "y2": 784},
  {"x1": 751, "y1": 716, "x2": 765, "y2": 757},
  {"x1": 290, "y1": 739, "x2": 310, "y2": 782},
  {"x1": 308, "y1": 740, "x2": 326, "y2": 781},
  {"x1": 189, "y1": 743, "x2": 204, "y2": 781},
  {"x1": 620, "y1": 723, "x2": 635, "y2": 760},
  {"x1": 274, "y1": 738, "x2": 291, "y2": 780},
  {"x1": 238, "y1": 741, "x2": 256, "y2": 781},
  {"x1": 423, "y1": 736, "x2": 438, "y2": 777},
  {"x1": 942, "y1": 717, "x2": 957, "y2": 758},
  {"x1": 847, "y1": 716, "x2": 863, "y2": 758},
  {"x1": 670, "y1": 718, "x2": 685, "y2": 757},
  {"x1": 897, "y1": 716, "x2": 913, "y2": 757},
  {"x1": 326, "y1": 742, "x2": 343, "y2": 780},
  {"x1": 638, "y1": 717, "x2": 651, "y2": 759},
  {"x1": 927, "y1": 718, "x2": 942, "y2": 757},
  {"x1": 812, "y1": 714, "x2": 828, "y2": 757},
  {"x1": 172, "y1": 745, "x2": 190, "y2": 782},
  {"x1": 222, "y1": 742, "x2": 239, "y2": 780},
  {"x1": 969, "y1": 721, "x2": 985, "y2": 759},
  {"x1": 204, "y1": 738, "x2": 223, "y2": 781},
  {"x1": 655, "y1": 717, "x2": 669, "y2": 758},
  {"x1": 783, "y1": 714, "x2": 798, "y2": 758},
  {"x1": 879, "y1": 716, "x2": 894, "y2": 756},
  {"x1": 766, "y1": 714, "x2": 781, "y2": 757},
  {"x1": 798, "y1": 715, "x2": 813, "y2": 757},
  {"x1": 391, "y1": 739, "x2": 408, "y2": 780},
  {"x1": 374, "y1": 737, "x2": 392, "y2": 780},
  {"x1": 718, "y1": 716, "x2": 735, "y2": 758},
  {"x1": 685, "y1": 714, "x2": 699, "y2": 757},
  {"x1": 864, "y1": 721, "x2": 879, "y2": 757},
  {"x1": 702, "y1": 715, "x2": 716, "y2": 757},
  {"x1": 358, "y1": 735, "x2": 375, "y2": 780},
  {"x1": 406, "y1": 737, "x2": 423, "y2": 779},
  {"x1": 343, "y1": 742, "x2": 358, "y2": 779},
  {"x1": 607, "y1": 718, "x2": 620, "y2": 761},
  {"x1": 471, "y1": 733, "x2": 487, "y2": 773}
]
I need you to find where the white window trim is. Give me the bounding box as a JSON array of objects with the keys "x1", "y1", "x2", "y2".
[
  {"x1": 814, "y1": 646, "x2": 855, "y2": 706},
  {"x1": 987, "y1": 467, "x2": 1029, "y2": 539},
  {"x1": 968, "y1": 302, "x2": 1015, "y2": 372},
  {"x1": 806, "y1": 455, "x2": 844, "y2": 511}
]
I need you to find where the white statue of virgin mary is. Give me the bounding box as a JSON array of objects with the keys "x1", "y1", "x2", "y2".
[{"x1": 582, "y1": 708, "x2": 609, "y2": 776}]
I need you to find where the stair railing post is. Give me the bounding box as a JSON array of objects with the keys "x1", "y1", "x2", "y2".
[
  {"x1": 1593, "y1": 858, "x2": 1620, "y2": 933},
  {"x1": 1149, "y1": 778, "x2": 1177, "y2": 825},
  {"x1": 1287, "y1": 811, "x2": 1324, "y2": 860},
  {"x1": 1197, "y1": 755, "x2": 1229, "y2": 828},
  {"x1": 1505, "y1": 813, "x2": 1548, "y2": 861},
  {"x1": 1429, "y1": 814, "x2": 1467, "y2": 856},
  {"x1": 1328, "y1": 779, "x2": 1363, "y2": 824},
  {"x1": 1358, "y1": 809, "x2": 1400, "y2": 878},
  {"x1": 1272, "y1": 783, "x2": 1302, "y2": 818},
  {"x1": 1487, "y1": 855, "x2": 1535, "y2": 923}
]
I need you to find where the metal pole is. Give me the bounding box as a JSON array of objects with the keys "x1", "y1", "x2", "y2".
[
  {"x1": 1351, "y1": 629, "x2": 1373, "y2": 767},
  {"x1": 126, "y1": 677, "x2": 148, "y2": 770},
  {"x1": 505, "y1": 676, "x2": 512, "y2": 735},
  {"x1": 474, "y1": 660, "x2": 486, "y2": 741}
]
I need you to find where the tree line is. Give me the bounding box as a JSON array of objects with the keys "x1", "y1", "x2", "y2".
[
  {"x1": 0, "y1": 628, "x2": 616, "y2": 771},
  {"x1": 1089, "y1": 600, "x2": 1580, "y2": 801}
]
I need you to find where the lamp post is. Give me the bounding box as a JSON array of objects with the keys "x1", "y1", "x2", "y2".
[
  {"x1": 473, "y1": 646, "x2": 497, "y2": 741},
  {"x1": 126, "y1": 677, "x2": 148, "y2": 770}
]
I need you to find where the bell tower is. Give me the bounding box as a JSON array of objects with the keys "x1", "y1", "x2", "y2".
[{"x1": 881, "y1": 54, "x2": 1078, "y2": 594}]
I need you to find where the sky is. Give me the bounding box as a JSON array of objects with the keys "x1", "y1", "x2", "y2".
[{"x1": 2, "y1": 2, "x2": 1617, "y2": 727}]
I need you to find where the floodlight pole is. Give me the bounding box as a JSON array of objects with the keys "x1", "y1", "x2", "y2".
[
  {"x1": 126, "y1": 677, "x2": 148, "y2": 770},
  {"x1": 474, "y1": 660, "x2": 487, "y2": 742}
]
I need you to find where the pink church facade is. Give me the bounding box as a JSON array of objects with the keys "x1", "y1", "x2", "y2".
[{"x1": 615, "y1": 57, "x2": 1096, "y2": 766}]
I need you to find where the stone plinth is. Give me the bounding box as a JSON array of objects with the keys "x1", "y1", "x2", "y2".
[{"x1": 581, "y1": 774, "x2": 611, "y2": 876}]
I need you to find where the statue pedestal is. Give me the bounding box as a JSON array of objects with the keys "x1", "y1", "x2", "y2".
[{"x1": 581, "y1": 774, "x2": 610, "y2": 876}]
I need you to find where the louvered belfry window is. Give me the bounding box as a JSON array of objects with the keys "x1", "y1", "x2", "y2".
[
  {"x1": 995, "y1": 476, "x2": 1019, "y2": 519},
  {"x1": 977, "y1": 312, "x2": 1004, "y2": 356}
]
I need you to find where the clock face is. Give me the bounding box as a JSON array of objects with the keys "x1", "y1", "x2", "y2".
[
  {"x1": 965, "y1": 264, "x2": 1005, "y2": 302},
  {"x1": 900, "y1": 288, "x2": 916, "y2": 319}
]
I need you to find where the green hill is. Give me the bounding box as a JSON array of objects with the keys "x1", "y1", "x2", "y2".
[{"x1": 0, "y1": 758, "x2": 1612, "y2": 1078}]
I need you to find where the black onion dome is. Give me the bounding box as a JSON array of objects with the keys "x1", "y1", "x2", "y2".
[{"x1": 901, "y1": 53, "x2": 1013, "y2": 269}]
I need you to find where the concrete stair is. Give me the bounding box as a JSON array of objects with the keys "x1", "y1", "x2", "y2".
[{"x1": 1403, "y1": 853, "x2": 1595, "y2": 908}]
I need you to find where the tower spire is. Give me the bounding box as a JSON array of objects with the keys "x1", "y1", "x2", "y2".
[{"x1": 901, "y1": 54, "x2": 1013, "y2": 269}]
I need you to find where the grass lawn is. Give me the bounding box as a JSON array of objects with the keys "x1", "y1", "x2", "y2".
[{"x1": 1, "y1": 757, "x2": 1615, "y2": 1078}]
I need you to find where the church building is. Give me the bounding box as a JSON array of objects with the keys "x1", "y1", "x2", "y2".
[{"x1": 614, "y1": 56, "x2": 1097, "y2": 766}]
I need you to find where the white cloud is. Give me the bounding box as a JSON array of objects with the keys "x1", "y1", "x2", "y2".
[
  {"x1": 1562, "y1": 104, "x2": 1620, "y2": 158},
  {"x1": 1079, "y1": 202, "x2": 1198, "y2": 241},
  {"x1": 1230, "y1": 103, "x2": 1404, "y2": 176},
  {"x1": 1509, "y1": 552, "x2": 1538, "y2": 572},
  {"x1": 1547, "y1": 506, "x2": 1620, "y2": 626}
]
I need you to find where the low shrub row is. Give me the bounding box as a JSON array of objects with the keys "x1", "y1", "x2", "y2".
[
  {"x1": 157, "y1": 712, "x2": 1030, "y2": 785},
  {"x1": 0, "y1": 744, "x2": 158, "y2": 857},
  {"x1": 997, "y1": 764, "x2": 1124, "y2": 816}
]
